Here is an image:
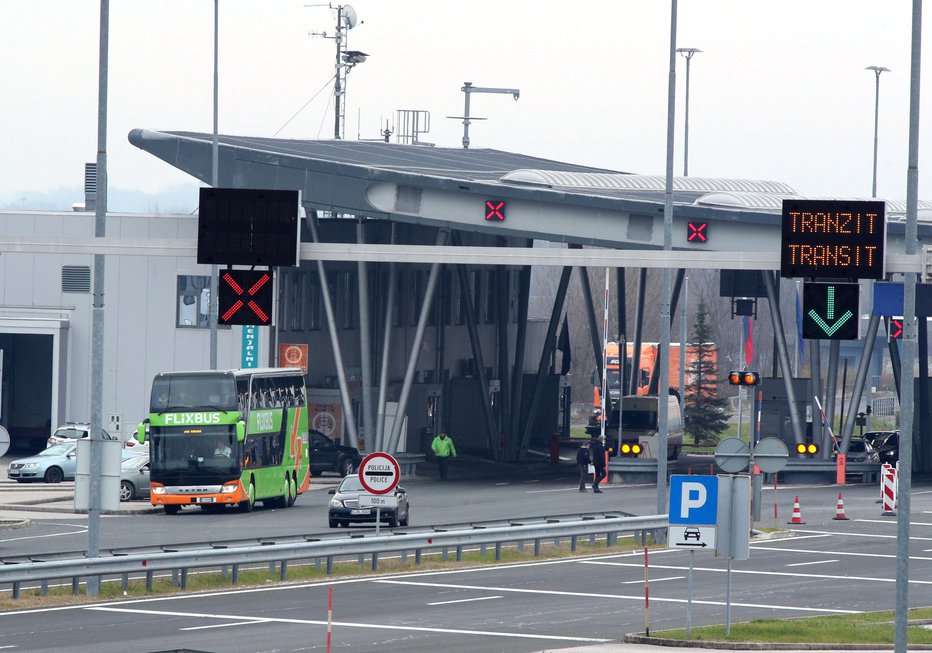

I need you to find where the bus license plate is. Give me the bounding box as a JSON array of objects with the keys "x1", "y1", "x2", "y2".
[
  {"x1": 195, "y1": 497, "x2": 215, "y2": 504},
  {"x1": 351, "y1": 508, "x2": 370, "y2": 515}
]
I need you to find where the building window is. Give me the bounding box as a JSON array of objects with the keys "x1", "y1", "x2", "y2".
[
  {"x1": 176, "y1": 275, "x2": 210, "y2": 328},
  {"x1": 394, "y1": 270, "x2": 406, "y2": 327},
  {"x1": 341, "y1": 271, "x2": 357, "y2": 329},
  {"x1": 290, "y1": 272, "x2": 304, "y2": 331},
  {"x1": 307, "y1": 275, "x2": 321, "y2": 330},
  {"x1": 278, "y1": 271, "x2": 288, "y2": 332}
]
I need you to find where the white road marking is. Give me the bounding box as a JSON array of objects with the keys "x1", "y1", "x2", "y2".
[
  {"x1": 760, "y1": 528, "x2": 932, "y2": 542},
  {"x1": 427, "y1": 595, "x2": 503, "y2": 606},
  {"x1": 621, "y1": 576, "x2": 685, "y2": 584},
  {"x1": 786, "y1": 559, "x2": 839, "y2": 567},
  {"x1": 87, "y1": 606, "x2": 610, "y2": 643},
  {"x1": 853, "y1": 519, "x2": 932, "y2": 530},
  {"x1": 0, "y1": 523, "x2": 88, "y2": 542},
  {"x1": 752, "y1": 544, "x2": 932, "y2": 562},
  {"x1": 0, "y1": 646, "x2": 18, "y2": 650},
  {"x1": 181, "y1": 619, "x2": 270, "y2": 631},
  {"x1": 376, "y1": 579, "x2": 860, "y2": 614},
  {"x1": 584, "y1": 560, "x2": 932, "y2": 585}
]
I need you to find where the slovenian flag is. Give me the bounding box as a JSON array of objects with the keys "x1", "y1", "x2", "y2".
[{"x1": 742, "y1": 315, "x2": 754, "y2": 368}]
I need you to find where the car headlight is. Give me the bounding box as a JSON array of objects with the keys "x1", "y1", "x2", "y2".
[
  {"x1": 221, "y1": 483, "x2": 239, "y2": 493},
  {"x1": 21, "y1": 463, "x2": 39, "y2": 469},
  {"x1": 329, "y1": 498, "x2": 344, "y2": 508},
  {"x1": 151, "y1": 486, "x2": 166, "y2": 495}
]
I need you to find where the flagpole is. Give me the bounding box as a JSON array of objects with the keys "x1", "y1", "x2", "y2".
[{"x1": 600, "y1": 268, "x2": 610, "y2": 444}]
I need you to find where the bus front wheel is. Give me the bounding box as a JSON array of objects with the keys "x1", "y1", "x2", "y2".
[
  {"x1": 164, "y1": 505, "x2": 180, "y2": 515},
  {"x1": 238, "y1": 482, "x2": 256, "y2": 512}
]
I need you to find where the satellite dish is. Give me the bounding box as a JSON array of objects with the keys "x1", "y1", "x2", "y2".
[
  {"x1": 0, "y1": 425, "x2": 10, "y2": 457},
  {"x1": 343, "y1": 5, "x2": 358, "y2": 29}
]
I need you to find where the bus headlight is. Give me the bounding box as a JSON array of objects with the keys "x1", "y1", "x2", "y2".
[
  {"x1": 151, "y1": 486, "x2": 166, "y2": 495},
  {"x1": 221, "y1": 483, "x2": 239, "y2": 494}
]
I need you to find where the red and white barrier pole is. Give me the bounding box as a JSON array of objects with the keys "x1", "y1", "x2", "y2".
[{"x1": 327, "y1": 586, "x2": 333, "y2": 653}]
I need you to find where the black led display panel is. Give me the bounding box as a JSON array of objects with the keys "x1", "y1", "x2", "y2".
[{"x1": 197, "y1": 188, "x2": 299, "y2": 267}]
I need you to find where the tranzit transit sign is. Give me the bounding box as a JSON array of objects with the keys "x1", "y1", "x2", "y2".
[{"x1": 780, "y1": 199, "x2": 885, "y2": 280}]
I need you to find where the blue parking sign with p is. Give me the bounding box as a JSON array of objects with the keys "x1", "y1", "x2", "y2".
[{"x1": 669, "y1": 475, "x2": 718, "y2": 525}]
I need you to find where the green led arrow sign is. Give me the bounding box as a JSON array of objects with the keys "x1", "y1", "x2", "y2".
[{"x1": 803, "y1": 282, "x2": 859, "y2": 340}]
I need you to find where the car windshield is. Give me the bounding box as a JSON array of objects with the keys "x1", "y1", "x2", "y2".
[
  {"x1": 339, "y1": 476, "x2": 364, "y2": 492},
  {"x1": 52, "y1": 428, "x2": 85, "y2": 440},
  {"x1": 848, "y1": 441, "x2": 867, "y2": 453},
  {"x1": 38, "y1": 444, "x2": 73, "y2": 457}
]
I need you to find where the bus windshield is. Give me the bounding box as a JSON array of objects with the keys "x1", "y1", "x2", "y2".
[
  {"x1": 150, "y1": 373, "x2": 238, "y2": 412},
  {"x1": 151, "y1": 426, "x2": 238, "y2": 476}
]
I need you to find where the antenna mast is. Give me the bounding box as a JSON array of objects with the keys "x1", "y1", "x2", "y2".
[{"x1": 309, "y1": 4, "x2": 366, "y2": 140}]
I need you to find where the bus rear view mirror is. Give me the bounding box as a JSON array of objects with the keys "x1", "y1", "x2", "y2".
[{"x1": 236, "y1": 420, "x2": 246, "y2": 443}]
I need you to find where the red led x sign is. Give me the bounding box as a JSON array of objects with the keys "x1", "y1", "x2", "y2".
[
  {"x1": 687, "y1": 221, "x2": 708, "y2": 243},
  {"x1": 890, "y1": 318, "x2": 903, "y2": 340},
  {"x1": 485, "y1": 199, "x2": 506, "y2": 221},
  {"x1": 219, "y1": 270, "x2": 274, "y2": 326}
]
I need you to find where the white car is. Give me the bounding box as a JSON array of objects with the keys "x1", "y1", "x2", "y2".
[{"x1": 47, "y1": 423, "x2": 116, "y2": 449}]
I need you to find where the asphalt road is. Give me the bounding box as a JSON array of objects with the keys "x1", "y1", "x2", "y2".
[
  {"x1": 1, "y1": 460, "x2": 929, "y2": 652},
  {"x1": 2, "y1": 500, "x2": 929, "y2": 653}
]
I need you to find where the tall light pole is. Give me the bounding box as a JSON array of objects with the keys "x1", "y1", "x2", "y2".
[
  {"x1": 676, "y1": 47, "x2": 702, "y2": 177},
  {"x1": 865, "y1": 66, "x2": 890, "y2": 198}
]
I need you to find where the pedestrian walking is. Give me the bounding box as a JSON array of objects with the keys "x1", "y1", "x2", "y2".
[
  {"x1": 431, "y1": 431, "x2": 457, "y2": 480},
  {"x1": 590, "y1": 435, "x2": 607, "y2": 493},
  {"x1": 576, "y1": 442, "x2": 591, "y2": 492}
]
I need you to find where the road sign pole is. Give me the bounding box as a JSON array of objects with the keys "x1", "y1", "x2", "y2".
[
  {"x1": 686, "y1": 549, "x2": 694, "y2": 637},
  {"x1": 375, "y1": 507, "x2": 380, "y2": 536}
]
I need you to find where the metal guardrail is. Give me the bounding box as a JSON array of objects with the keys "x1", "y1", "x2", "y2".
[{"x1": 0, "y1": 514, "x2": 668, "y2": 597}]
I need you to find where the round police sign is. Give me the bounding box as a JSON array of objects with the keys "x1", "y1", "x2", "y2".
[{"x1": 358, "y1": 452, "x2": 400, "y2": 495}]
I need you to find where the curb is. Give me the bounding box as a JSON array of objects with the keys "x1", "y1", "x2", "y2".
[
  {"x1": 624, "y1": 634, "x2": 925, "y2": 650},
  {"x1": 0, "y1": 503, "x2": 161, "y2": 516},
  {"x1": 0, "y1": 517, "x2": 32, "y2": 531}
]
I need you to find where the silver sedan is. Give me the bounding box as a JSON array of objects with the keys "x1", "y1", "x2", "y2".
[{"x1": 119, "y1": 454, "x2": 151, "y2": 501}]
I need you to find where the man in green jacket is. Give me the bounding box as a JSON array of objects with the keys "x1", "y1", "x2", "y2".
[{"x1": 431, "y1": 432, "x2": 457, "y2": 480}]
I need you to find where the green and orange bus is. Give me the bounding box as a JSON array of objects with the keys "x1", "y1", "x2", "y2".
[{"x1": 137, "y1": 367, "x2": 310, "y2": 514}]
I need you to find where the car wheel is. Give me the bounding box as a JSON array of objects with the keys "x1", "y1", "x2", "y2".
[
  {"x1": 329, "y1": 517, "x2": 338, "y2": 528},
  {"x1": 44, "y1": 467, "x2": 64, "y2": 484},
  {"x1": 400, "y1": 508, "x2": 409, "y2": 527},
  {"x1": 119, "y1": 481, "x2": 135, "y2": 502},
  {"x1": 164, "y1": 505, "x2": 180, "y2": 515},
  {"x1": 238, "y1": 481, "x2": 256, "y2": 512},
  {"x1": 388, "y1": 515, "x2": 398, "y2": 528},
  {"x1": 311, "y1": 469, "x2": 323, "y2": 478},
  {"x1": 339, "y1": 457, "x2": 354, "y2": 477}
]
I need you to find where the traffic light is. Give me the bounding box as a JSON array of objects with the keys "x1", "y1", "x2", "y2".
[
  {"x1": 219, "y1": 269, "x2": 274, "y2": 326},
  {"x1": 619, "y1": 442, "x2": 642, "y2": 457},
  {"x1": 796, "y1": 442, "x2": 819, "y2": 456},
  {"x1": 728, "y1": 370, "x2": 760, "y2": 386}
]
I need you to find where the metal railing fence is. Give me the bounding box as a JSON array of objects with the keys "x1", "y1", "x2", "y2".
[{"x1": 1, "y1": 514, "x2": 668, "y2": 598}]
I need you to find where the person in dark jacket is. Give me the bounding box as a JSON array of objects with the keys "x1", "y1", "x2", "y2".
[
  {"x1": 576, "y1": 442, "x2": 591, "y2": 492},
  {"x1": 590, "y1": 435, "x2": 607, "y2": 493}
]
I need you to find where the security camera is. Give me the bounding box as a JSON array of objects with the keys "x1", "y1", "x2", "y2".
[{"x1": 513, "y1": 91, "x2": 520, "y2": 101}]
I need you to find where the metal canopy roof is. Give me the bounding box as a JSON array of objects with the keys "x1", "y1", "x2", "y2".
[{"x1": 128, "y1": 129, "x2": 926, "y2": 254}]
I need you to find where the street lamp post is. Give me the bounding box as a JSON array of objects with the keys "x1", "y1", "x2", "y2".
[
  {"x1": 866, "y1": 65, "x2": 890, "y2": 198},
  {"x1": 676, "y1": 47, "x2": 702, "y2": 177}
]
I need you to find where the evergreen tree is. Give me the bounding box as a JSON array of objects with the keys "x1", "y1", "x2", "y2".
[{"x1": 684, "y1": 300, "x2": 730, "y2": 445}]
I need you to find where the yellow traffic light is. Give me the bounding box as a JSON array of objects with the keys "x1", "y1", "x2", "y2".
[
  {"x1": 796, "y1": 443, "x2": 819, "y2": 455},
  {"x1": 620, "y1": 442, "x2": 642, "y2": 456},
  {"x1": 729, "y1": 370, "x2": 760, "y2": 386}
]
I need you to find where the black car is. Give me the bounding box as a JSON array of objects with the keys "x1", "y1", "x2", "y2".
[
  {"x1": 310, "y1": 430, "x2": 362, "y2": 477},
  {"x1": 873, "y1": 431, "x2": 899, "y2": 465},
  {"x1": 328, "y1": 475, "x2": 409, "y2": 528}
]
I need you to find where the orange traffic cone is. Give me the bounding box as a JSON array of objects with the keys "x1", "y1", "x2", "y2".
[
  {"x1": 788, "y1": 495, "x2": 805, "y2": 524},
  {"x1": 833, "y1": 492, "x2": 848, "y2": 520}
]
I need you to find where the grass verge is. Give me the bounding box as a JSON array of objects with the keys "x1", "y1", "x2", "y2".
[{"x1": 651, "y1": 609, "x2": 932, "y2": 646}]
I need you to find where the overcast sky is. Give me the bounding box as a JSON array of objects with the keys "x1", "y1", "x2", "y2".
[{"x1": 1, "y1": 1, "x2": 929, "y2": 206}]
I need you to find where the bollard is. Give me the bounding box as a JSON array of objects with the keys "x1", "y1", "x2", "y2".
[{"x1": 146, "y1": 570, "x2": 154, "y2": 593}]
